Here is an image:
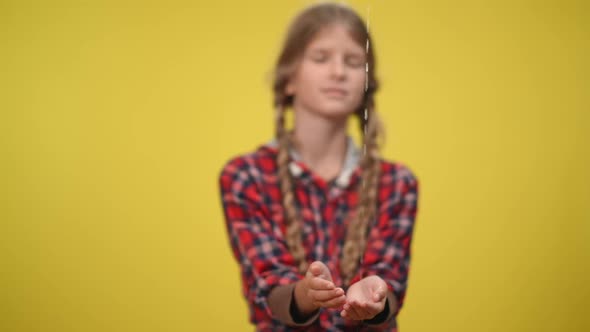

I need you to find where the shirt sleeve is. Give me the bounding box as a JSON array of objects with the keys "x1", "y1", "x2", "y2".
[
  {"x1": 218, "y1": 160, "x2": 317, "y2": 327},
  {"x1": 349, "y1": 165, "x2": 419, "y2": 326}
]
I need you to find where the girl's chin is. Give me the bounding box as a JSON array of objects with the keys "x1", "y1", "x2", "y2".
[
  {"x1": 320, "y1": 104, "x2": 358, "y2": 115},
  {"x1": 316, "y1": 109, "x2": 356, "y2": 120},
  {"x1": 312, "y1": 101, "x2": 355, "y2": 114}
]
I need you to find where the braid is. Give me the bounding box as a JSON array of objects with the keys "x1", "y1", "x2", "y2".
[
  {"x1": 341, "y1": 95, "x2": 383, "y2": 284},
  {"x1": 275, "y1": 103, "x2": 308, "y2": 274}
]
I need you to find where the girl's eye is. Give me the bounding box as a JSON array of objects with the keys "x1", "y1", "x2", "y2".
[
  {"x1": 311, "y1": 54, "x2": 328, "y2": 62},
  {"x1": 346, "y1": 57, "x2": 365, "y2": 68}
]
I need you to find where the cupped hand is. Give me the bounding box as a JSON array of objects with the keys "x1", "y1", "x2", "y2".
[
  {"x1": 341, "y1": 275, "x2": 388, "y2": 320},
  {"x1": 294, "y1": 261, "x2": 347, "y2": 315}
]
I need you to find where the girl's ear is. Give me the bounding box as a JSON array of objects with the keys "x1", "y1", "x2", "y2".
[{"x1": 285, "y1": 80, "x2": 295, "y2": 96}]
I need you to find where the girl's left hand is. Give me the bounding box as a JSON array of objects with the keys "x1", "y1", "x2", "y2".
[{"x1": 341, "y1": 275, "x2": 388, "y2": 320}]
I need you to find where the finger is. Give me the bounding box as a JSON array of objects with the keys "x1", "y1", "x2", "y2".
[
  {"x1": 343, "y1": 301, "x2": 363, "y2": 320},
  {"x1": 308, "y1": 277, "x2": 334, "y2": 290},
  {"x1": 308, "y1": 261, "x2": 323, "y2": 277},
  {"x1": 310, "y1": 288, "x2": 343, "y2": 302},
  {"x1": 308, "y1": 261, "x2": 332, "y2": 280},
  {"x1": 349, "y1": 301, "x2": 372, "y2": 320},
  {"x1": 373, "y1": 287, "x2": 387, "y2": 303},
  {"x1": 317, "y1": 294, "x2": 346, "y2": 309},
  {"x1": 340, "y1": 307, "x2": 352, "y2": 318},
  {"x1": 340, "y1": 305, "x2": 352, "y2": 319}
]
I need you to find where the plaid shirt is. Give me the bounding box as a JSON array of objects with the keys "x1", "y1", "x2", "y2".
[{"x1": 219, "y1": 137, "x2": 419, "y2": 331}]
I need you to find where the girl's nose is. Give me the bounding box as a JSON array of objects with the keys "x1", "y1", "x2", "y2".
[{"x1": 329, "y1": 58, "x2": 346, "y2": 79}]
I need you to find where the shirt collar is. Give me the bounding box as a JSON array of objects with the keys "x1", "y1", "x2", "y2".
[{"x1": 265, "y1": 135, "x2": 361, "y2": 188}]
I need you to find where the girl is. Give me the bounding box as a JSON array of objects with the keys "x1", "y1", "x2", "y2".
[{"x1": 219, "y1": 3, "x2": 419, "y2": 331}]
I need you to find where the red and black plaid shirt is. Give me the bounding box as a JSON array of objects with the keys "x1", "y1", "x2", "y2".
[{"x1": 219, "y1": 137, "x2": 419, "y2": 331}]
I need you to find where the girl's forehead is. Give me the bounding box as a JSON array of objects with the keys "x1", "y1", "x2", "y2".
[{"x1": 306, "y1": 24, "x2": 364, "y2": 52}]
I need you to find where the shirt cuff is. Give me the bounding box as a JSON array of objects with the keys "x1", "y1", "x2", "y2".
[
  {"x1": 267, "y1": 283, "x2": 320, "y2": 326},
  {"x1": 363, "y1": 291, "x2": 398, "y2": 326}
]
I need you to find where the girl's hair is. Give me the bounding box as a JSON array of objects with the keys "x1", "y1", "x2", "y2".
[{"x1": 273, "y1": 2, "x2": 385, "y2": 284}]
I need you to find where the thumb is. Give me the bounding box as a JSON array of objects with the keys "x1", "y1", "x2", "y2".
[
  {"x1": 373, "y1": 286, "x2": 387, "y2": 302},
  {"x1": 308, "y1": 261, "x2": 332, "y2": 281}
]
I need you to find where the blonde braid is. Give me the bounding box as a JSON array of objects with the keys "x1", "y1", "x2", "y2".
[
  {"x1": 341, "y1": 100, "x2": 384, "y2": 284},
  {"x1": 275, "y1": 104, "x2": 308, "y2": 274}
]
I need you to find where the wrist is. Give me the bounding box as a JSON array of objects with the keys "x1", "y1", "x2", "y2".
[
  {"x1": 364, "y1": 296, "x2": 390, "y2": 325},
  {"x1": 293, "y1": 279, "x2": 318, "y2": 315}
]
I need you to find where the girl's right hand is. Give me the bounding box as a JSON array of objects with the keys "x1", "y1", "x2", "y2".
[{"x1": 294, "y1": 261, "x2": 347, "y2": 315}]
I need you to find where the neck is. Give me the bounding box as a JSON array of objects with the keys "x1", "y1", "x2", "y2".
[{"x1": 290, "y1": 108, "x2": 349, "y2": 179}]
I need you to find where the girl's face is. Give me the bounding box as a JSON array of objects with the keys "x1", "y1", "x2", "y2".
[{"x1": 286, "y1": 24, "x2": 366, "y2": 119}]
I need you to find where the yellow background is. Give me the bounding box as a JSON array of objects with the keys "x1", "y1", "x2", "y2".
[{"x1": 1, "y1": 0, "x2": 588, "y2": 331}]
